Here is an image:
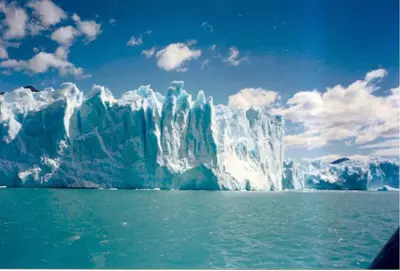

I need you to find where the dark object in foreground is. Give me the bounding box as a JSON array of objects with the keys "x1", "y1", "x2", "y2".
[
  {"x1": 0, "y1": 91, "x2": 4, "y2": 95},
  {"x1": 24, "y1": 85, "x2": 40, "y2": 92},
  {"x1": 331, "y1": 157, "x2": 350, "y2": 164},
  {"x1": 369, "y1": 228, "x2": 399, "y2": 269}
]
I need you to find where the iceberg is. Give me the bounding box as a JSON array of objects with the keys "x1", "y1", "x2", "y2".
[
  {"x1": 0, "y1": 82, "x2": 284, "y2": 191},
  {"x1": 283, "y1": 158, "x2": 399, "y2": 190}
]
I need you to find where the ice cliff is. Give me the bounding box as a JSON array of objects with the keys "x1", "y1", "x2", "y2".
[
  {"x1": 283, "y1": 158, "x2": 399, "y2": 190},
  {"x1": 0, "y1": 82, "x2": 284, "y2": 190}
]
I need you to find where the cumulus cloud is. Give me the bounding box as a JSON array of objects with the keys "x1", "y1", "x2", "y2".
[
  {"x1": 55, "y1": 46, "x2": 69, "y2": 59},
  {"x1": 155, "y1": 42, "x2": 201, "y2": 72},
  {"x1": 281, "y1": 69, "x2": 399, "y2": 151},
  {"x1": 228, "y1": 88, "x2": 279, "y2": 110},
  {"x1": 72, "y1": 13, "x2": 102, "y2": 42},
  {"x1": 365, "y1": 68, "x2": 387, "y2": 81},
  {"x1": 0, "y1": 2, "x2": 28, "y2": 39},
  {"x1": 127, "y1": 35, "x2": 143, "y2": 46},
  {"x1": 27, "y1": 0, "x2": 66, "y2": 27},
  {"x1": 0, "y1": 58, "x2": 26, "y2": 70},
  {"x1": 51, "y1": 26, "x2": 80, "y2": 45},
  {"x1": 0, "y1": 3, "x2": 96, "y2": 78},
  {"x1": 28, "y1": 52, "x2": 72, "y2": 73},
  {"x1": 0, "y1": 51, "x2": 87, "y2": 78},
  {"x1": 202, "y1": 21, "x2": 213, "y2": 32},
  {"x1": 141, "y1": 47, "x2": 155, "y2": 58},
  {"x1": 224, "y1": 47, "x2": 248, "y2": 66}
]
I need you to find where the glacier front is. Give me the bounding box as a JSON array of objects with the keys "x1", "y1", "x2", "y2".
[
  {"x1": 283, "y1": 158, "x2": 399, "y2": 190},
  {"x1": 0, "y1": 82, "x2": 284, "y2": 191}
]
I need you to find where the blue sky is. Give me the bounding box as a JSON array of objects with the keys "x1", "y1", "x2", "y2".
[{"x1": 0, "y1": 0, "x2": 398, "y2": 159}]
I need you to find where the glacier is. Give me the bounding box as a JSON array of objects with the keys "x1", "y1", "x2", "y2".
[
  {"x1": 283, "y1": 158, "x2": 399, "y2": 191},
  {"x1": 0, "y1": 82, "x2": 398, "y2": 191},
  {"x1": 0, "y1": 82, "x2": 284, "y2": 191}
]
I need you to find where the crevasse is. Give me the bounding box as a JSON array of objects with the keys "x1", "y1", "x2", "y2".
[{"x1": 0, "y1": 81, "x2": 285, "y2": 190}]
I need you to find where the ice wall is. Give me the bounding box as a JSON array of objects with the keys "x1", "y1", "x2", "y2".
[
  {"x1": 283, "y1": 158, "x2": 399, "y2": 190},
  {"x1": 0, "y1": 82, "x2": 285, "y2": 190}
]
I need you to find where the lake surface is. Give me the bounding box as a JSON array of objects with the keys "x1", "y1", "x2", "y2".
[{"x1": 0, "y1": 189, "x2": 398, "y2": 269}]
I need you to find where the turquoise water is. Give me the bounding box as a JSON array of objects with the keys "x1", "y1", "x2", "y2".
[{"x1": 0, "y1": 189, "x2": 398, "y2": 269}]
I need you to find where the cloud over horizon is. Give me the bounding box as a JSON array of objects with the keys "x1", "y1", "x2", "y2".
[{"x1": 279, "y1": 69, "x2": 399, "y2": 156}]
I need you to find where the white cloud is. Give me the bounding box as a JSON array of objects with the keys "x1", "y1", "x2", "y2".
[
  {"x1": 0, "y1": 59, "x2": 26, "y2": 70},
  {"x1": 0, "y1": 3, "x2": 93, "y2": 78},
  {"x1": 127, "y1": 35, "x2": 143, "y2": 46},
  {"x1": 281, "y1": 69, "x2": 399, "y2": 152},
  {"x1": 28, "y1": 52, "x2": 70, "y2": 73},
  {"x1": 55, "y1": 46, "x2": 69, "y2": 59},
  {"x1": 51, "y1": 26, "x2": 80, "y2": 45},
  {"x1": 201, "y1": 21, "x2": 213, "y2": 32},
  {"x1": 141, "y1": 47, "x2": 155, "y2": 58},
  {"x1": 0, "y1": 45, "x2": 7, "y2": 59},
  {"x1": 127, "y1": 31, "x2": 152, "y2": 46},
  {"x1": 284, "y1": 134, "x2": 327, "y2": 150},
  {"x1": 359, "y1": 138, "x2": 399, "y2": 149},
  {"x1": 27, "y1": 21, "x2": 46, "y2": 36},
  {"x1": 308, "y1": 154, "x2": 343, "y2": 162},
  {"x1": 369, "y1": 148, "x2": 399, "y2": 157},
  {"x1": 224, "y1": 47, "x2": 248, "y2": 66},
  {"x1": 358, "y1": 138, "x2": 399, "y2": 158},
  {"x1": 186, "y1": 39, "x2": 197, "y2": 46},
  {"x1": 200, "y1": 59, "x2": 209, "y2": 70},
  {"x1": 27, "y1": 0, "x2": 66, "y2": 27},
  {"x1": 108, "y1": 18, "x2": 116, "y2": 25},
  {"x1": 365, "y1": 68, "x2": 387, "y2": 82},
  {"x1": 0, "y1": 3, "x2": 28, "y2": 39},
  {"x1": 0, "y1": 51, "x2": 87, "y2": 78},
  {"x1": 228, "y1": 88, "x2": 279, "y2": 110},
  {"x1": 155, "y1": 42, "x2": 201, "y2": 72},
  {"x1": 72, "y1": 13, "x2": 102, "y2": 42}
]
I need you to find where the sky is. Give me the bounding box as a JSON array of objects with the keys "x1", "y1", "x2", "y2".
[{"x1": 0, "y1": 0, "x2": 398, "y2": 160}]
